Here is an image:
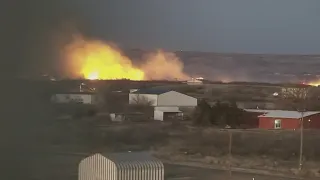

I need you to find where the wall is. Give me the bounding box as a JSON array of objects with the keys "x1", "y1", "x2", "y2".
[
  {"x1": 128, "y1": 93, "x2": 158, "y2": 106},
  {"x1": 237, "y1": 101, "x2": 276, "y2": 109},
  {"x1": 52, "y1": 94, "x2": 94, "y2": 104},
  {"x1": 157, "y1": 91, "x2": 197, "y2": 107},
  {"x1": 259, "y1": 114, "x2": 320, "y2": 129},
  {"x1": 154, "y1": 110, "x2": 164, "y2": 121},
  {"x1": 259, "y1": 117, "x2": 300, "y2": 129},
  {"x1": 243, "y1": 112, "x2": 261, "y2": 128},
  {"x1": 306, "y1": 113, "x2": 320, "y2": 129}
]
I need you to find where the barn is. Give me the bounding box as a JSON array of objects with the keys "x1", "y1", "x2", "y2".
[
  {"x1": 129, "y1": 89, "x2": 197, "y2": 107},
  {"x1": 79, "y1": 151, "x2": 164, "y2": 180},
  {"x1": 246, "y1": 109, "x2": 320, "y2": 129}
]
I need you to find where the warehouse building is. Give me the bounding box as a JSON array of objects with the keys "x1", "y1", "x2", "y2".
[
  {"x1": 129, "y1": 89, "x2": 197, "y2": 107},
  {"x1": 129, "y1": 88, "x2": 197, "y2": 121},
  {"x1": 245, "y1": 109, "x2": 320, "y2": 129},
  {"x1": 79, "y1": 151, "x2": 164, "y2": 180}
]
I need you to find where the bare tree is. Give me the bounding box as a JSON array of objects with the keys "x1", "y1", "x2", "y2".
[
  {"x1": 279, "y1": 86, "x2": 310, "y2": 110},
  {"x1": 129, "y1": 94, "x2": 155, "y2": 119},
  {"x1": 131, "y1": 94, "x2": 155, "y2": 106},
  {"x1": 281, "y1": 86, "x2": 309, "y2": 100}
]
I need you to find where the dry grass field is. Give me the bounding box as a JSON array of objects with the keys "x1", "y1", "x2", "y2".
[{"x1": 49, "y1": 118, "x2": 320, "y2": 178}]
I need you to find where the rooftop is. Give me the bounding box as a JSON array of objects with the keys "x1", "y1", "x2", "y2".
[
  {"x1": 245, "y1": 109, "x2": 320, "y2": 119},
  {"x1": 130, "y1": 88, "x2": 172, "y2": 95},
  {"x1": 55, "y1": 92, "x2": 96, "y2": 95},
  {"x1": 101, "y1": 151, "x2": 160, "y2": 163}
]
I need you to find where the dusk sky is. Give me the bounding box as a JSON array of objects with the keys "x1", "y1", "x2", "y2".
[
  {"x1": 80, "y1": 0, "x2": 320, "y2": 54},
  {"x1": 4, "y1": 0, "x2": 320, "y2": 75}
]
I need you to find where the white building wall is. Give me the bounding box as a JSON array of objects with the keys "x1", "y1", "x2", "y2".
[
  {"x1": 128, "y1": 93, "x2": 158, "y2": 106},
  {"x1": 154, "y1": 110, "x2": 164, "y2": 121},
  {"x1": 154, "y1": 107, "x2": 181, "y2": 121},
  {"x1": 52, "y1": 94, "x2": 94, "y2": 104},
  {"x1": 157, "y1": 91, "x2": 197, "y2": 107},
  {"x1": 79, "y1": 153, "x2": 117, "y2": 180}
]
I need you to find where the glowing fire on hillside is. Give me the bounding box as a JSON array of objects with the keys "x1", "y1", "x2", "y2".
[
  {"x1": 62, "y1": 34, "x2": 189, "y2": 81},
  {"x1": 307, "y1": 81, "x2": 320, "y2": 87}
]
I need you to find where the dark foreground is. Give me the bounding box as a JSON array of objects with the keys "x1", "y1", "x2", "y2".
[
  {"x1": 16, "y1": 152, "x2": 310, "y2": 180},
  {"x1": 165, "y1": 164, "x2": 300, "y2": 180}
]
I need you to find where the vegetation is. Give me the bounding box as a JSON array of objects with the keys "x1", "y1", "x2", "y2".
[
  {"x1": 62, "y1": 121, "x2": 320, "y2": 177},
  {"x1": 192, "y1": 99, "x2": 249, "y2": 128},
  {"x1": 279, "y1": 86, "x2": 320, "y2": 111}
]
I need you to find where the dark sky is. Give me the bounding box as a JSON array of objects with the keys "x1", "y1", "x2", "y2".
[
  {"x1": 3, "y1": 0, "x2": 320, "y2": 76},
  {"x1": 85, "y1": 0, "x2": 320, "y2": 54}
]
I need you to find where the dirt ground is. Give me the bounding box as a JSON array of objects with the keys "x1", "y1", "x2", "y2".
[{"x1": 49, "y1": 119, "x2": 320, "y2": 178}]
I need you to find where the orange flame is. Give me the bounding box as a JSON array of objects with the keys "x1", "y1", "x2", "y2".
[
  {"x1": 62, "y1": 34, "x2": 189, "y2": 81},
  {"x1": 63, "y1": 35, "x2": 144, "y2": 80},
  {"x1": 308, "y1": 81, "x2": 320, "y2": 87}
]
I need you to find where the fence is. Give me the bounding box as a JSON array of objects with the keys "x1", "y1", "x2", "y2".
[{"x1": 199, "y1": 129, "x2": 320, "y2": 177}]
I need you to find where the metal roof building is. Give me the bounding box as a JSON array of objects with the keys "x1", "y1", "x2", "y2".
[
  {"x1": 244, "y1": 109, "x2": 320, "y2": 129},
  {"x1": 129, "y1": 88, "x2": 197, "y2": 107},
  {"x1": 130, "y1": 88, "x2": 171, "y2": 95},
  {"x1": 244, "y1": 109, "x2": 320, "y2": 118},
  {"x1": 79, "y1": 151, "x2": 164, "y2": 180}
]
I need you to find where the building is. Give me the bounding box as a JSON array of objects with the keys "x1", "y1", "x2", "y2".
[
  {"x1": 245, "y1": 109, "x2": 320, "y2": 129},
  {"x1": 129, "y1": 89, "x2": 197, "y2": 107},
  {"x1": 209, "y1": 101, "x2": 276, "y2": 109},
  {"x1": 129, "y1": 88, "x2": 197, "y2": 121},
  {"x1": 186, "y1": 78, "x2": 203, "y2": 85},
  {"x1": 154, "y1": 106, "x2": 183, "y2": 121},
  {"x1": 51, "y1": 92, "x2": 97, "y2": 104},
  {"x1": 109, "y1": 112, "x2": 149, "y2": 122},
  {"x1": 79, "y1": 151, "x2": 164, "y2": 180}
]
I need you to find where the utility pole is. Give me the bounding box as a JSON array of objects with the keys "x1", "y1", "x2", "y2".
[
  {"x1": 299, "y1": 87, "x2": 308, "y2": 171},
  {"x1": 299, "y1": 111, "x2": 304, "y2": 171},
  {"x1": 228, "y1": 131, "x2": 233, "y2": 178}
]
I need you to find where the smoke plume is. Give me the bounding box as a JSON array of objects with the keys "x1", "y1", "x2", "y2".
[{"x1": 141, "y1": 50, "x2": 190, "y2": 80}]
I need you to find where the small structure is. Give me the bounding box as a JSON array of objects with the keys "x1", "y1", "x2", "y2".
[
  {"x1": 186, "y1": 78, "x2": 203, "y2": 85},
  {"x1": 130, "y1": 89, "x2": 139, "y2": 93},
  {"x1": 79, "y1": 151, "x2": 164, "y2": 180},
  {"x1": 109, "y1": 113, "x2": 125, "y2": 122},
  {"x1": 109, "y1": 112, "x2": 148, "y2": 122},
  {"x1": 51, "y1": 92, "x2": 97, "y2": 104},
  {"x1": 154, "y1": 107, "x2": 183, "y2": 121},
  {"x1": 129, "y1": 89, "x2": 197, "y2": 107},
  {"x1": 245, "y1": 109, "x2": 320, "y2": 129}
]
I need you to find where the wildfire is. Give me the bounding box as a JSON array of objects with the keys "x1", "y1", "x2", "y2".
[
  {"x1": 62, "y1": 34, "x2": 189, "y2": 81},
  {"x1": 63, "y1": 35, "x2": 144, "y2": 80},
  {"x1": 308, "y1": 81, "x2": 320, "y2": 87}
]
